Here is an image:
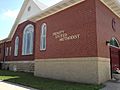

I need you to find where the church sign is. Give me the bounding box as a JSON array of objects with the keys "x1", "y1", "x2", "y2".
[{"x1": 52, "y1": 30, "x2": 80, "y2": 41}]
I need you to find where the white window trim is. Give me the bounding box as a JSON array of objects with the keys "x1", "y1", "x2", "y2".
[
  {"x1": 22, "y1": 24, "x2": 34, "y2": 55},
  {"x1": 5, "y1": 47, "x2": 9, "y2": 56},
  {"x1": 9, "y1": 47, "x2": 11, "y2": 56},
  {"x1": 14, "y1": 36, "x2": 19, "y2": 56},
  {"x1": 40, "y1": 23, "x2": 47, "y2": 51}
]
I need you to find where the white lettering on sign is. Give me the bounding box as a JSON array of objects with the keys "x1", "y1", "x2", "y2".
[{"x1": 52, "y1": 30, "x2": 80, "y2": 41}]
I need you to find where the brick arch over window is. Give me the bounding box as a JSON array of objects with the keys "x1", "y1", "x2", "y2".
[{"x1": 22, "y1": 24, "x2": 34, "y2": 55}]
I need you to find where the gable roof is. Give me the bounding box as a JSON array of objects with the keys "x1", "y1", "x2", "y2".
[
  {"x1": 34, "y1": 0, "x2": 48, "y2": 10},
  {"x1": 1, "y1": 0, "x2": 120, "y2": 43},
  {"x1": 2, "y1": 0, "x2": 85, "y2": 43},
  {"x1": 19, "y1": 0, "x2": 48, "y2": 23},
  {"x1": 0, "y1": 0, "x2": 47, "y2": 43}
]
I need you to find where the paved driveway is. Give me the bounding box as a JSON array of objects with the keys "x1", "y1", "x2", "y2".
[
  {"x1": 100, "y1": 80, "x2": 120, "y2": 90},
  {"x1": 0, "y1": 81, "x2": 37, "y2": 90}
]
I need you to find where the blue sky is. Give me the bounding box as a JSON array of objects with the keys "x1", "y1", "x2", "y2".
[{"x1": 0, "y1": 0, "x2": 61, "y2": 40}]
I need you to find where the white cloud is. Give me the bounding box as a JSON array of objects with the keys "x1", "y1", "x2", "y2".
[
  {"x1": 3, "y1": 9, "x2": 19, "y2": 18},
  {"x1": 0, "y1": 9, "x2": 19, "y2": 40},
  {"x1": 0, "y1": 9, "x2": 19, "y2": 21},
  {"x1": 39, "y1": 0, "x2": 62, "y2": 7}
]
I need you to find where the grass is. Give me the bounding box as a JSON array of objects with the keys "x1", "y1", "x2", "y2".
[{"x1": 0, "y1": 70, "x2": 103, "y2": 90}]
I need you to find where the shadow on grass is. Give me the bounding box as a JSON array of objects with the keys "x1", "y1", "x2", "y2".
[{"x1": 0, "y1": 70, "x2": 103, "y2": 90}]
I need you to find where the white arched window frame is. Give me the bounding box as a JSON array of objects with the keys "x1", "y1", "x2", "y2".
[
  {"x1": 22, "y1": 24, "x2": 34, "y2": 55},
  {"x1": 40, "y1": 23, "x2": 47, "y2": 51},
  {"x1": 14, "y1": 36, "x2": 19, "y2": 56},
  {"x1": 5, "y1": 47, "x2": 9, "y2": 56},
  {"x1": 9, "y1": 47, "x2": 12, "y2": 56},
  {"x1": 110, "y1": 37, "x2": 120, "y2": 48}
]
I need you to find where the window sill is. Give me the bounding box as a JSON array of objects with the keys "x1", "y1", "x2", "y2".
[{"x1": 22, "y1": 54, "x2": 33, "y2": 56}]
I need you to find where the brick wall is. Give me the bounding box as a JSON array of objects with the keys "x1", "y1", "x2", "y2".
[
  {"x1": 2, "y1": 21, "x2": 35, "y2": 61},
  {"x1": 96, "y1": 0, "x2": 120, "y2": 58},
  {"x1": 4, "y1": 41, "x2": 12, "y2": 61},
  {"x1": 35, "y1": 0, "x2": 97, "y2": 59},
  {"x1": 0, "y1": 43, "x2": 5, "y2": 61},
  {"x1": 1, "y1": 0, "x2": 120, "y2": 61}
]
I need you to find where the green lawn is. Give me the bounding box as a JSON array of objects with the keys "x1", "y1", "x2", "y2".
[{"x1": 0, "y1": 70, "x2": 103, "y2": 90}]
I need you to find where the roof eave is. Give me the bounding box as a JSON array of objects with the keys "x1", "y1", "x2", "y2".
[{"x1": 30, "y1": 0, "x2": 85, "y2": 22}]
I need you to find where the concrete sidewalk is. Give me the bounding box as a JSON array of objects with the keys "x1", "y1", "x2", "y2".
[
  {"x1": 0, "y1": 81, "x2": 37, "y2": 90},
  {"x1": 100, "y1": 80, "x2": 120, "y2": 90}
]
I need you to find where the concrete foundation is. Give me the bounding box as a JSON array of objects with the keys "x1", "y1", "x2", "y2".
[
  {"x1": 34, "y1": 57, "x2": 111, "y2": 84},
  {"x1": 2, "y1": 61, "x2": 34, "y2": 72}
]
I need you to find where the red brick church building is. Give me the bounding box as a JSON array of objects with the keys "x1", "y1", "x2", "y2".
[{"x1": 0, "y1": 0, "x2": 120, "y2": 84}]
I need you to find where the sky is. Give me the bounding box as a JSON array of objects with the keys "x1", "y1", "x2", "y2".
[{"x1": 0, "y1": 0, "x2": 61, "y2": 40}]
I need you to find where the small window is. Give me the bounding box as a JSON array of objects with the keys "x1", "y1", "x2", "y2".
[
  {"x1": 5, "y1": 47, "x2": 9, "y2": 56},
  {"x1": 112, "y1": 18, "x2": 116, "y2": 31},
  {"x1": 28, "y1": 6, "x2": 31, "y2": 12},
  {"x1": 9, "y1": 47, "x2": 11, "y2": 56},
  {"x1": 14, "y1": 36, "x2": 19, "y2": 56},
  {"x1": 40, "y1": 23, "x2": 47, "y2": 51}
]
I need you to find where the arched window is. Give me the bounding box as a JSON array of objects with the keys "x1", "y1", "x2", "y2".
[
  {"x1": 40, "y1": 23, "x2": 47, "y2": 50},
  {"x1": 110, "y1": 37, "x2": 119, "y2": 47},
  {"x1": 9, "y1": 47, "x2": 12, "y2": 56},
  {"x1": 14, "y1": 36, "x2": 19, "y2": 56},
  {"x1": 5, "y1": 47, "x2": 9, "y2": 56},
  {"x1": 22, "y1": 24, "x2": 34, "y2": 55}
]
